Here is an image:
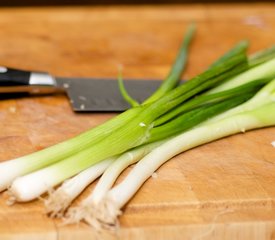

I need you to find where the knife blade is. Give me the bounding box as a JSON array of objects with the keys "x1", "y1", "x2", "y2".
[{"x1": 0, "y1": 66, "x2": 163, "y2": 112}]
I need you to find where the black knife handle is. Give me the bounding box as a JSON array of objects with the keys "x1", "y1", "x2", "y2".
[
  {"x1": 0, "y1": 66, "x2": 57, "y2": 93},
  {"x1": 0, "y1": 66, "x2": 31, "y2": 86}
]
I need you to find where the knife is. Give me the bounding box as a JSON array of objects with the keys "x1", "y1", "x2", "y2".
[{"x1": 0, "y1": 66, "x2": 163, "y2": 112}]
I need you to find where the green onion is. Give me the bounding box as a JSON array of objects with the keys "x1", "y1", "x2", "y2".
[
  {"x1": 2, "y1": 28, "x2": 275, "y2": 233},
  {"x1": 88, "y1": 79, "x2": 275, "y2": 229},
  {"x1": 47, "y1": 37, "x2": 258, "y2": 218},
  {"x1": 59, "y1": 69, "x2": 268, "y2": 222},
  {"x1": 62, "y1": 52, "x2": 275, "y2": 229}
]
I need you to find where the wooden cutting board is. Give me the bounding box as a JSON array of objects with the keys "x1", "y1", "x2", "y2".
[{"x1": 0, "y1": 3, "x2": 275, "y2": 240}]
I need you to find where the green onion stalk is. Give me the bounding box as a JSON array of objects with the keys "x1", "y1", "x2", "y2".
[
  {"x1": 63, "y1": 78, "x2": 269, "y2": 226},
  {"x1": 86, "y1": 78, "x2": 275, "y2": 230},
  {"x1": 2, "y1": 27, "x2": 275, "y2": 215},
  {"x1": 49, "y1": 39, "x2": 263, "y2": 218},
  {"x1": 64, "y1": 46, "x2": 275, "y2": 228}
]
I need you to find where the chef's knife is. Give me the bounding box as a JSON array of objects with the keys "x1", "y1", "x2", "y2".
[{"x1": 0, "y1": 66, "x2": 163, "y2": 112}]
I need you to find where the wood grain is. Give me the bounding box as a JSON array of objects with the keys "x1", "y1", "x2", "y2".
[{"x1": 0, "y1": 3, "x2": 275, "y2": 239}]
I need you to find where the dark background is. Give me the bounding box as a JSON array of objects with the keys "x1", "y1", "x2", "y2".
[{"x1": 0, "y1": 0, "x2": 269, "y2": 6}]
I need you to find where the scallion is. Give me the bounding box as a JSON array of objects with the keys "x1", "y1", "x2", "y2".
[
  {"x1": 0, "y1": 27, "x2": 274, "y2": 234},
  {"x1": 86, "y1": 78, "x2": 275, "y2": 229}
]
